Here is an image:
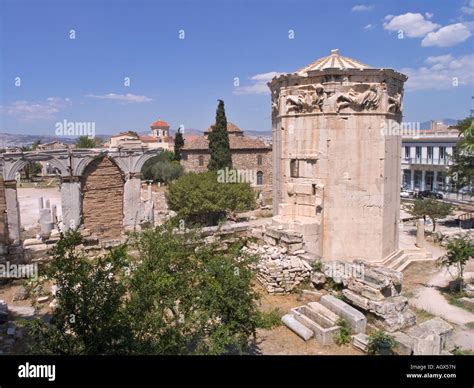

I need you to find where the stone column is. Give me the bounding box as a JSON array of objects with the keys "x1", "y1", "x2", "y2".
[
  {"x1": 410, "y1": 169, "x2": 415, "y2": 190},
  {"x1": 421, "y1": 170, "x2": 426, "y2": 191},
  {"x1": 416, "y1": 218, "x2": 425, "y2": 248},
  {"x1": 123, "y1": 173, "x2": 142, "y2": 228},
  {"x1": 433, "y1": 170, "x2": 438, "y2": 191},
  {"x1": 60, "y1": 177, "x2": 82, "y2": 231},
  {"x1": 4, "y1": 180, "x2": 21, "y2": 244}
]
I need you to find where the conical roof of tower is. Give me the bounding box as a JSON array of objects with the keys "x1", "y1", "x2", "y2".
[{"x1": 297, "y1": 49, "x2": 372, "y2": 75}]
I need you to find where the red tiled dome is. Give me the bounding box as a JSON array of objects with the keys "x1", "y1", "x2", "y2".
[{"x1": 151, "y1": 120, "x2": 170, "y2": 128}]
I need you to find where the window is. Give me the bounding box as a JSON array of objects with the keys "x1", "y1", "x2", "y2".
[
  {"x1": 404, "y1": 146, "x2": 410, "y2": 159},
  {"x1": 257, "y1": 155, "x2": 263, "y2": 165},
  {"x1": 439, "y1": 146, "x2": 446, "y2": 159},
  {"x1": 415, "y1": 146, "x2": 421, "y2": 159},
  {"x1": 257, "y1": 171, "x2": 263, "y2": 185},
  {"x1": 427, "y1": 146, "x2": 433, "y2": 160},
  {"x1": 198, "y1": 156, "x2": 204, "y2": 166},
  {"x1": 290, "y1": 159, "x2": 299, "y2": 178}
]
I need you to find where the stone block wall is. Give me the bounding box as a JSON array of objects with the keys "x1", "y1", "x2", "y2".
[
  {"x1": 0, "y1": 177, "x2": 9, "y2": 253},
  {"x1": 81, "y1": 157, "x2": 124, "y2": 240}
]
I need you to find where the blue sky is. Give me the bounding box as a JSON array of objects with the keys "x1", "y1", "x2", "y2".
[{"x1": 0, "y1": 0, "x2": 473, "y2": 136}]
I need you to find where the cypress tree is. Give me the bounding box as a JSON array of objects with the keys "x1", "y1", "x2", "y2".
[
  {"x1": 208, "y1": 99, "x2": 232, "y2": 171},
  {"x1": 174, "y1": 128, "x2": 184, "y2": 161}
]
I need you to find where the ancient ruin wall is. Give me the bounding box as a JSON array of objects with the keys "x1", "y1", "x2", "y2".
[
  {"x1": 81, "y1": 157, "x2": 124, "y2": 239},
  {"x1": 0, "y1": 177, "x2": 9, "y2": 249}
]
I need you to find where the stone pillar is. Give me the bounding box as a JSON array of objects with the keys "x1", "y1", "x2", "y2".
[
  {"x1": 410, "y1": 169, "x2": 415, "y2": 190},
  {"x1": 0, "y1": 177, "x2": 10, "y2": 255},
  {"x1": 416, "y1": 219, "x2": 424, "y2": 248},
  {"x1": 4, "y1": 180, "x2": 21, "y2": 244},
  {"x1": 60, "y1": 177, "x2": 82, "y2": 231},
  {"x1": 433, "y1": 170, "x2": 438, "y2": 191},
  {"x1": 421, "y1": 170, "x2": 426, "y2": 191},
  {"x1": 123, "y1": 173, "x2": 142, "y2": 228}
]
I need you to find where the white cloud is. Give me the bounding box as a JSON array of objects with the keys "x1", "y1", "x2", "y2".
[
  {"x1": 352, "y1": 5, "x2": 374, "y2": 12},
  {"x1": 461, "y1": 0, "x2": 474, "y2": 14},
  {"x1": 364, "y1": 24, "x2": 374, "y2": 30},
  {"x1": 383, "y1": 12, "x2": 439, "y2": 38},
  {"x1": 401, "y1": 54, "x2": 474, "y2": 91},
  {"x1": 425, "y1": 12, "x2": 434, "y2": 19},
  {"x1": 85, "y1": 93, "x2": 153, "y2": 103},
  {"x1": 0, "y1": 97, "x2": 71, "y2": 121},
  {"x1": 233, "y1": 72, "x2": 280, "y2": 95},
  {"x1": 422, "y1": 23, "x2": 472, "y2": 47}
]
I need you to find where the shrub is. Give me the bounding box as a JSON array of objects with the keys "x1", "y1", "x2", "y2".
[
  {"x1": 367, "y1": 330, "x2": 396, "y2": 355},
  {"x1": 166, "y1": 172, "x2": 256, "y2": 225},
  {"x1": 334, "y1": 318, "x2": 351, "y2": 346}
]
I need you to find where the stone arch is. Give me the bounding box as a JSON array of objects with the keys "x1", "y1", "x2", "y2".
[
  {"x1": 4, "y1": 154, "x2": 70, "y2": 181},
  {"x1": 81, "y1": 156, "x2": 124, "y2": 239},
  {"x1": 132, "y1": 150, "x2": 162, "y2": 174}
]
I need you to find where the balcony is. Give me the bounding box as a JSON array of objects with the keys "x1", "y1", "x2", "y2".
[{"x1": 402, "y1": 157, "x2": 452, "y2": 166}]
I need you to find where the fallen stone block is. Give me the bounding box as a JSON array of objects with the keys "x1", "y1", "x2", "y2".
[
  {"x1": 320, "y1": 295, "x2": 367, "y2": 334},
  {"x1": 291, "y1": 304, "x2": 339, "y2": 346},
  {"x1": 301, "y1": 290, "x2": 323, "y2": 302},
  {"x1": 378, "y1": 309, "x2": 417, "y2": 332},
  {"x1": 418, "y1": 318, "x2": 453, "y2": 350},
  {"x1": 8, "y1": 305, "x2": 35, "y2": 318},
  {"x1": 23, "y1": 238, "x2": 43, "y2": 247},
  {"x1": 407, "y1": 325, "x2": 441, "y2": 355},
  {"x1": 392, "y1": 331, "x2": 414, "y2": 355},
  {"x1": 281, "y1": 314, "x2": 313, "y2": 341},
  {"x1": 352, "y1": 333, "x2": 369, "y2": 353},
  {"x1": 460, "y1": 297, "x2": 474, "y2": 309},
  {"x1": 311, "y1": 272, "x2": 326, "y2": 287}
]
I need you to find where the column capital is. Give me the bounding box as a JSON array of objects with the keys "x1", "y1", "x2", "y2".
[{"x1": 60, "y1": 176, "x2": 81, "y2": 183}]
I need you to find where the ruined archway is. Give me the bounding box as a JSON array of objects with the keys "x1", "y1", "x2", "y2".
[{"x1": 81, "y1": 156, "x2": 124, "y2": 239}]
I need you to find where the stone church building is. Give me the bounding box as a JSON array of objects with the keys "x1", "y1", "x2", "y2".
[{"x1": 181, "y1": 122, "x2": 272, "y2": 195}]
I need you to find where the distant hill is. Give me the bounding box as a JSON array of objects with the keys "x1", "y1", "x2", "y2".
[{"x1": 0, "y1": 133, "x2": 109, "y2": 148}]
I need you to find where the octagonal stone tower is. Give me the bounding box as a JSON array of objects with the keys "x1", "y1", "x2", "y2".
[{"x1": 268, "y1": 49, "x2": 407, "y2": 262}]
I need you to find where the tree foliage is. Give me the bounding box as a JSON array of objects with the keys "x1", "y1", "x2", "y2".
[
  {"x1": 23, "y1": 225, "x2": 259, "y2": 355},
  {"x1": 173, "y1": 128, "x2": 184, "y2": 161},
  {"x1": 166, "y1": 172, "x2": 256, "y2": 225},
  {"x1": 407, "y1": 198, "x2": 453, "y2": 231},
  {"x1": 127, "y1": 225, "x2": 259, "y2": 354},
  {"x1": 208, "y1": 99, "x2": 232, "y2": 171},
  {"x1": 439, "y1": 233, "x2": 474, "y2": 292},
  {"x1": 449, "y1": 117, "x2": 474, "y2": 192},
  {"x1": 24, "y1": 230, "x2": 133, "y2": 355},
  {"x1": 75, "y1": 136, "x2": 102, "y2": 149},
  {"x1": 141, "y1": 150, "x2": 183, "y2": 183}
]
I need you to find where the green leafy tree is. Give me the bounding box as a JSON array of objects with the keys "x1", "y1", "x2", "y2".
[
  {"x1": 173, "y1": 128, "x2": 184, "y2": 161},
  {"x1": 31, "y1": 139, "x2": 42, "y2": 150},
  {"x1": 449, "y1": 117, "x2": 474, "y2": 192},
  {"x1": 75, "y1": 136, "x2": 102, "y2": 148},
  {"x1": 408, "y1": 198, "x2": 453, "y2": 231},
  {"x1": 141, "y1": 151, "x2": 182, "y2": 183},
  {"x1": 126, "y1": 131, "x2": 139, "y2": 138},
  {"x1": 23, "y1": 230, "x2": 133, "y2": 355},
  {"x1": 166, "y1": 172, "x2": 255, "y2": 225},
  {"x1": 127, "y1": 224, "x2": 259, "y2": 354},
  {"x1": 208, "y1": 100, "x2": 232, "y2": 171},
  {"x1": 439, "y1": 233, "x2": 474, "y2": 292}
]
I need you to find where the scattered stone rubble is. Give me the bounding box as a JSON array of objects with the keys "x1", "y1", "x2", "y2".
[
  {"x1": 242, "y1": 244, "x2": 312, "y2": 294},
  {"x1": 321, "y1": 260, "x2": 416, "y2": 332}
]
